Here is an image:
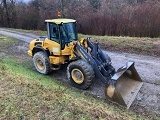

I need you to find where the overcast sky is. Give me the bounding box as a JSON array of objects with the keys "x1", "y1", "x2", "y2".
[
  {"x1": 18, "y1": 0, "x2": 31, "y2": 3},
  {"x1": 24, "y1": 0, "x2": 30, "y2": 2}
]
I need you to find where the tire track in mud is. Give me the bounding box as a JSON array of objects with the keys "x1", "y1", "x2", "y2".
[{"x1": 0, "y1": 28, "x2": 160, "y2": 118}]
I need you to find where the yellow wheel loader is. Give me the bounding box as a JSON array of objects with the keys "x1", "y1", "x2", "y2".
[{"x1": 28, "y1": 18, "x2": 143, "y2": 108}]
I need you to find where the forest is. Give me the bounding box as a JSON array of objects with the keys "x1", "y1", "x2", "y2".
[{"x1": 0, "y1": 0, "x2": 160, "y2": 37}]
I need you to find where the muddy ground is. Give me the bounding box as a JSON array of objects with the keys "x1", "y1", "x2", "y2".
[{"x1": 0, "y1": 28, "x2": 160, "y2": 119}]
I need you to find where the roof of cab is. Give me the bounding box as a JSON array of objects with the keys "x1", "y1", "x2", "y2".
[{"x1": 45, "y1": 19, "x2": 76, "y2": 24}]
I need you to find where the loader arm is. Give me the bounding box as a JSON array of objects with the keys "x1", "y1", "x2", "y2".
[
  {"x1": 73, "y1": 38, "x2": 143, "y2": 109},
  {"x1": 73, "y1": 38, "x2": 115, "y2": 84}
]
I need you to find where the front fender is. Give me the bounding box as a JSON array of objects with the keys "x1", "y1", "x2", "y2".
[{"x1": 32, "y1": 46, "x2": 50, "y2": 57}]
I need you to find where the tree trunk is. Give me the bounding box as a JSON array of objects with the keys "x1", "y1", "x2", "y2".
[{"x1": 3, "y1": 0, "x2": 10, "y2": 27}]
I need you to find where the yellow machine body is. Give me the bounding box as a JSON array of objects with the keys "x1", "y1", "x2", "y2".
[{"x1": 28, "y1": 18, "x2": 143, "y2": 109}]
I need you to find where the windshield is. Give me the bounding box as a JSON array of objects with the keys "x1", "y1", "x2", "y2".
[{"x1": 60, "y1": 23, "x2": 78, "y2": 43}]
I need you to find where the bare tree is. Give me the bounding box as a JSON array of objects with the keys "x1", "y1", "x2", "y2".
[{"x1": 2, "y1": 0, "x2": 11, "y2": 27}]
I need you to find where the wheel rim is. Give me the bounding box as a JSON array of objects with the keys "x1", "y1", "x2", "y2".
[
  {"x1": 36, "y1": 58, "x2": 45, "y2": 70},
  {"x1": 71, "y1": 68, "x2": 84, "y2": 84}
]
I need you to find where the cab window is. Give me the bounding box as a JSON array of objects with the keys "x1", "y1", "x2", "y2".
[{"x1": 49, "y1": 23, "x2": 59, "y2": 43}]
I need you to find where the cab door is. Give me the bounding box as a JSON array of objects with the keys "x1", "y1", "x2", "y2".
[{"x1": 44, "y1": 22, "x2": 61, "y2": 55}]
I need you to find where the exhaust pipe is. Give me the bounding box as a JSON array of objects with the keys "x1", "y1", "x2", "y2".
[{"x1": 105, "y1": 62, "x2": 143, "y2": 109}]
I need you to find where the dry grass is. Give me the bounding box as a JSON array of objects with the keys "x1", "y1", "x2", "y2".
[
  {"x1": 79, "y1": 34, "x2": 160, "y2": 56},
  {"x1": 8, "y1": 28, "x2": 160, "y2": 56},
  {"x1": 0, "y1": 58, "x2": 148, "y2": 120},
  {"x1": 8, "y1": 28, "x2": 47, "y2": 36}
]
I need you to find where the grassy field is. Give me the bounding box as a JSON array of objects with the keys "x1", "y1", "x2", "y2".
[
  {"x1": 0, "y1": 35, "x2": 152, "y2": 119},
  {"x1": 0, "y1": 57, "x2": 147, "y2": 120},
  {"x1": 80, "y1": 34, "x2": 160, "y2": 56},
  {"x1": 8, "y1": 28, "x2": 160, "y2": 56},
  {"x1": 8, "y1": 28, "x2": 47, "y2": 36}
]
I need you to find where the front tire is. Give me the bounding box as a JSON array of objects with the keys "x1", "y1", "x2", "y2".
[
  {"x1": 67, "y1": 60, "x2": 95, "y2": 89},
  {"x1": 33, "y1": 52, "x2": 51, "y2": 74}
]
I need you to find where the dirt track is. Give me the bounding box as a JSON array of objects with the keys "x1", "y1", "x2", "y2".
[{"x1": 0, "y1": 28, "x2": 160, "y2": 118}]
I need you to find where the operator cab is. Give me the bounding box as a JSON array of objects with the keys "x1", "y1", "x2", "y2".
[{"x1": 45, "y1": 19, "x2": 78, "y2": 49}]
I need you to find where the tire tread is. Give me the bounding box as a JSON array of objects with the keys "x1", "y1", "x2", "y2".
[{"x1": 67, "y1": 60, "x2": 95, "y2": 89}]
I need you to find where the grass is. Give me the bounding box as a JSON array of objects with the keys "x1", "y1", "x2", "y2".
[
  {"x1": 0, "y1": 35, "x2": 19, "y2": 52},
  {"x1": 0, "y1": 57, "x2": 148, "y2": 120},
  {"x1": 79, "y1": 34, "x2": 160, "y2": 56},
  {"x1": 8, "y1": 28, "x2": 47, "y2": 36},
  {"x1": 0, "y1": 33, "x2": 151, "y2": 119},
  {"x1": 7, "y1": 28, "x2": 160, "y2": 56}
]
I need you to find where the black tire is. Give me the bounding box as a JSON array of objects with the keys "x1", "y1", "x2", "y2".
[
  {"x1": 33, "y1": 52, "x2": 51, "y2": 74},
  {"x1": 67, "y1": 60, "x2": 95, "y2": 89}
]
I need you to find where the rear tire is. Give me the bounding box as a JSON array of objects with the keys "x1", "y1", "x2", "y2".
[
  {"x1": 33, "y1": 52, "x2": 51, "y2": 74},
  {"x1": 67, "y1": 60, "x2": 95, "y2": 89}
]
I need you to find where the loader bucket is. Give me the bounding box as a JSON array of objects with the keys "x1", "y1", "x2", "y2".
[{"x1": 105, "y1": 61, "x2": 143, "y2": 109}]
